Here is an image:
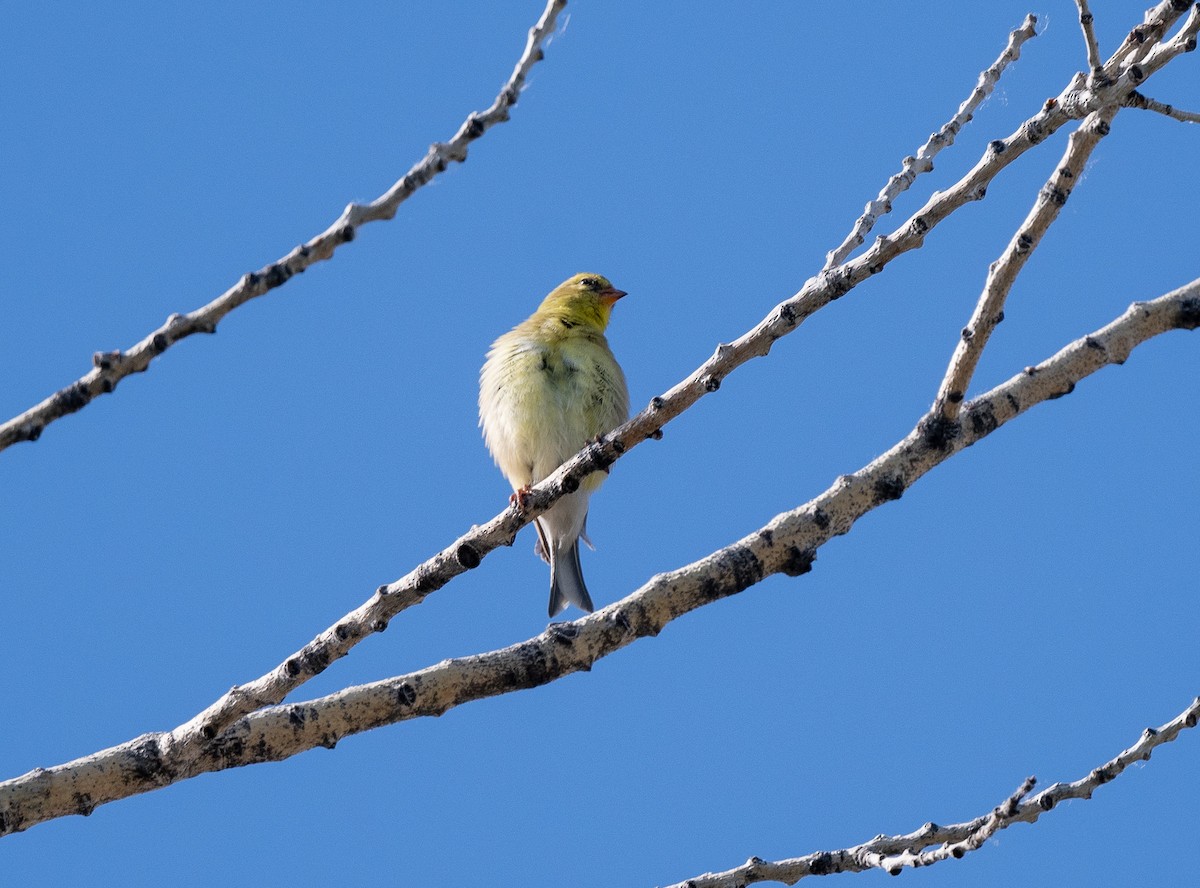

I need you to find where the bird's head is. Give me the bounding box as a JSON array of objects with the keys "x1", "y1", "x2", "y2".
[{"x1": 536, "y1": 273, "x2": 627, "y2": 331}]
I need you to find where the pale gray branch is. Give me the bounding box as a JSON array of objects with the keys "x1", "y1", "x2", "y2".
[
  {"x1": 1102, "y1": 0, "x2": 1193, "y2": 74},
  {"x1": 1123, "y1": 88, "x2": 1200, "y2": 122},
  {"x1": 3, "y1": 276, "x2": 1196, "y2": 836},
  {"x1": 933, "y1": 106, "x2": 1116, "y2": 419},
  {"x1": 665, "y1": 699, "x2": 1200, "y2": 887},
  {"x1": 1076, "y1": 0, "x2": 1103, "y2": 72},
  {"x1": 822, "y1": 14, "x2": 1038, "y2": 272},
  {"x1": 0, "y1": 0, "x2": 568, "y2": 455}
]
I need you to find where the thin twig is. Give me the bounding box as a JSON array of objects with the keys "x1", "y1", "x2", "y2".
[
  {"x1": 0, "y1": 0, "x2": 569, "y2": 454},
  {"x1": 933, "y1": 106, "x2": 1117, "y2": 419},
  {"x1": 1123, "y1": 89, "x2": 1200, "y2": 122},
  {"x1": 3, "y1": 277, "x2": 1198, "y2": 835},
  {"x1": 664, "y1": 698, "x2": 1200, "y2": 887},
  {"x1": 1076, "y1": 0, "x2": 1103, "y2": 72},
  {"x1": 822, "y1": 15, "x2": 1038, "y2": 272}
]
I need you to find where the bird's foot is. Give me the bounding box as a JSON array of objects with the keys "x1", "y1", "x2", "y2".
[{"x1": 509, "y1": 486, "x2": 533, "y2": 511}]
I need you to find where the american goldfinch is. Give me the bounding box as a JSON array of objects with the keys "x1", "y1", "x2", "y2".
[{"x1": 479, "y1": 273, "x2": 630, "y2": 616}]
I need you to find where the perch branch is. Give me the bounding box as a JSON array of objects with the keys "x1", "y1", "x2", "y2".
[
  {"x1": 822, "y1": 14, "x2": 1038, "y2": 271},
  {"x1": 0, "y1": 0, "x2": 568, "y2": 454},
  {"x1": 2, "y1": 276, "x2": 1196, "y2": 836}
]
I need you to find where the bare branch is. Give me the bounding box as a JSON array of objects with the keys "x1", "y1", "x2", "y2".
[
  {"x1": 0, "y1": 0, "x2": 568, "y2": 455},
  {"x1": 870, "y1": 778, "x2": 1037, "y2": 875},
  {"x1": 170, "y1": 25, "x2": 1196, "y2": 744},
  {"x1": 822, "y1": 14, "x2": 1038, "y2": 272},
  {"x1": 665, "y1": 698, "x2": 1200, "y2": 887},
  {"x1": 1076, "y1": 0, "x2": 1103, "y2": 72},
  {"x1": 3, "y1": 277, "x2": 1197, "y2": 836},
  {"x1": 1123, "y1": 88, "x2": 1200, "y2": 122},
  {"x1": 1101, "y1": 0, "x2": 1193, "y2": 75},
  {"x1": 933, "y1": 106, "x2": 1116, "y2": 419}
]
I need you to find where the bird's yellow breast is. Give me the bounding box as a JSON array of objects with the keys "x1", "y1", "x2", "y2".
[{"x1": 479, "y1": 323, "x2": 629, "y2": 490}]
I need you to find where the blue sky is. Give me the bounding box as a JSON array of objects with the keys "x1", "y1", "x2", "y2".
[{"x1": 1, "y1": 2, "x2": 1197, "y2": 886}]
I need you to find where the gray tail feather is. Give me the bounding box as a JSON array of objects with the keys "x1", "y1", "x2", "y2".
[{"x1": 548, "y1": 538, "x2": 594, "y2": 617}]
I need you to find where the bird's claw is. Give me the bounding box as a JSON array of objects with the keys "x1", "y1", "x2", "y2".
[{"x1": 510, "y1": 486, "x2": 533, "y2": 511}]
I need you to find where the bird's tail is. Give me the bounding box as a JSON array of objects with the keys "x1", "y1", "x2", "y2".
[{"x1": 548, "y1": 538, "x2": 595, "y2": 617}]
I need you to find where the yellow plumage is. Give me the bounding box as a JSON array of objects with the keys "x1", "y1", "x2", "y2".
[{"x1": 479, "y1": 273, "x2": 630, "y2": 616}]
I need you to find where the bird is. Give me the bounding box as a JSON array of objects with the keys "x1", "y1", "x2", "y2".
[{"x1": 479, "y1": 273, "x2": 630, "y2": 617}]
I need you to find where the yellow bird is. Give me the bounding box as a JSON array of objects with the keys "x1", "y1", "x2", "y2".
[{"x1": 479, "y1": 273, "x2": 630, "y2": 616}]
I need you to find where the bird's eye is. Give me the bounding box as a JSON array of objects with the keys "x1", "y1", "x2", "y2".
[{"x1": 580, "y1": 277, "x2": 602, "y2": 291}]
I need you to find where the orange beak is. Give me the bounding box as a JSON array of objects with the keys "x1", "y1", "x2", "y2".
[{"x1": 600, "y1": 287, "x2": 627, "y2": 306}]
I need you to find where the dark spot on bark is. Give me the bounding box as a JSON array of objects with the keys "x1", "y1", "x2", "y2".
[
  {"x1": 127, "y1": 737, "x2": 166, "y2": 784},
  {"x1": 812, "y1": 508, "x2": 830, "y2": 529},
  {"x1": 911, "y1": 216, "x2": 929, "y2": 235},
  {"x1": 810, "y1": 853, "x2": 835, "y2": 876},
  {"x1": 285, "y1": 658, "x2": 301, "y2": 676},
  {"x1": 396, "y1": 683, "x2": 417, "y2": 706},
  {"x1": 968, "y1": 401, "x2": 999, "y2": 436},
  {"x1": 371, "y1": 618, "x2": 389, "y2": 633},
  {"x1": 52, "y1": 381, "x2": 91, "y2": 415},
  {"x1": 73, "y1": 793, "x2": 95, "y2": 816},
  {"x1": 723, "y1": 545, "x2": 765, "y2": 594},
  {"x1": 825, "y1": 268, "x2": 853, "y2": 299},
  {"x1": 920, "y1": 415, "x2": 960, "y2": 450},
  {"x1": 264, "y1": 263, "x2": 292, "y2": 287},
  {"x1": 456, "y1": 543, "x2": 481, "y2": 569},
  {"x1": 989, "y1": 139, "x2": 1006, "y2": 154},
  {"x1": 650, "y1": 396, "x2": 665, "y2": 410},
  {"x1": 779, "y1": 304, "x2": 797, "y2": 326},
  {"x1": 1041, "y1": 186, "x2": 1068, "y2": 207},
  {"x1": 288, "y1": 708, "x2": 306, "y2": 727},
  {"x1": 780, "y1": 546, "x2": 815, "y2": 577},
  {"x1": 1039, "y1": 794, "x2": 1055, "y2": 810},
  {"x1": 873, "y1": 475, "x2": 905, "y2": 503},
  {"x1": 549, "y1": 623, "x2": 578, "y2": 644},
  {"x1": 703, "y1": 375, "x2": 721, "y2": 392},
  {"x1": 1047, "y1": 382, "x2": 1075, "y2": 400},
  {"x1": 1176, "y1": 297, "x2": 1200, "y2": 330},
  {"x1": 464, "y1": 115, "x2": 484, "y2": 139},
  {"x1": 759, "y1": 529, "x2": 774, "y2": 546},
  {"x1": 339, "y1": 225, "x2": 355, "y2": 243}
]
